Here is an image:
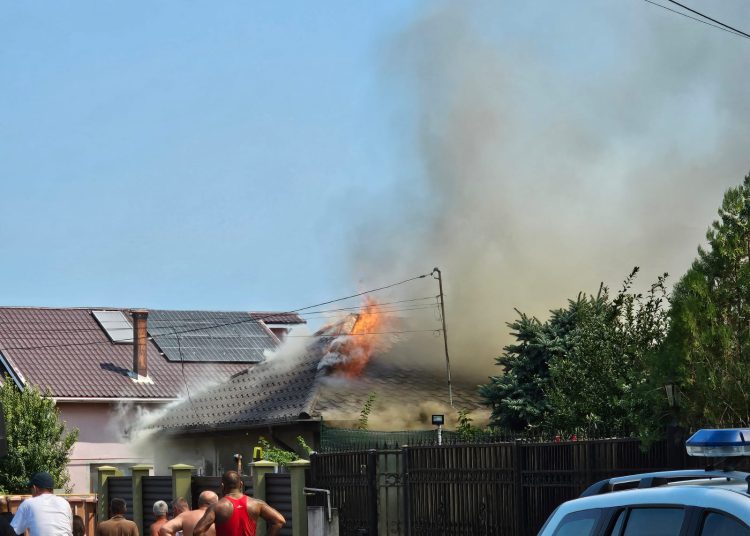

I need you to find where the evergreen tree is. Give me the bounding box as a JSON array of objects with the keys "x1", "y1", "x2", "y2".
[
  {"x1": 0, "y1": 378, "x2": 78, "y2": 493},
  {"x1": 660, "y1": 173, "x2": 750, "y2": 427},
  {"x1": 481, "y1": 268, "x2": 669, "y2": 439},
  {"x1": 479, "y1": 304, "x2": 578, "y2": 432}
]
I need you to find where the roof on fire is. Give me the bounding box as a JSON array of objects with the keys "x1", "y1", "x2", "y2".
[
  {"x1": 0, "y1": 306, "x2": 304, "y2": 400},
  {"x1": 150, "y1": 336, "x2": 484, "y2": 433}
]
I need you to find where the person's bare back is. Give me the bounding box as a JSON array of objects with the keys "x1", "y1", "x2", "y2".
[
  {"x1": 161, "y1": 511, "x2": 214, "y2": 536},
  {"x1": 160, "y1": 492, "x2": 219, "y2": 536}
]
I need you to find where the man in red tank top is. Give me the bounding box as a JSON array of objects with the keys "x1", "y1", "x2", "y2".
[{"x1": 193, "y1": 471, "x2": 285, "y2": 536}]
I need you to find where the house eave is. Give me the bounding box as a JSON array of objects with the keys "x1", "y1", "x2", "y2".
[
  {"x1": 155, "y1": 416, "x2": 323, "y2": 436},
  {"x1": 0, "y1": 351, "x2": 25, "y2": 389},
  {"x1": 54, "y1": 397, "x2": 180, "y2": 404}
]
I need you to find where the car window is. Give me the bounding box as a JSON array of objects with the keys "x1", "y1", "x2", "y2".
[
  {"x1": 622, "y1": 508, "x2": 685, "y2": 536},
  {"x1": 552, "y1": 509, "x2": 601, "y2": 536},
  {"x1": 701, "y1": 512, "x2": 750, "y2": 536}
]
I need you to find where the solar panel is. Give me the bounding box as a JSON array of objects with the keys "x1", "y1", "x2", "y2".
[
  {"x1": 92, "y1": 310, "x2": 133, "y2": 343},
  {"x1": 148, "y1": 310, "x2": 279, "y2": 363}
]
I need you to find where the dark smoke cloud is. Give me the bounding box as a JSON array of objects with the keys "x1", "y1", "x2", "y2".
[{"x1": 348, "y1": 1, "x2": 750, "y2": 382}]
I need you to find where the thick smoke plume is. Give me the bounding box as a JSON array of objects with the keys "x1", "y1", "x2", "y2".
[{"x1": 349, "y1": 1, "x2": 750, "y2": 382}]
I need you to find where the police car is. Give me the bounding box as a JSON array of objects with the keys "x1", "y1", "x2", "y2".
[{"x1": 538, "y1": 429, "x2": 750, "y2": 535}]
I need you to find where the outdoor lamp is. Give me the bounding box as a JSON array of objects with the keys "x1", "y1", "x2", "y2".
[{"x1": 432, "y1": 414, "x2": 445, "y2": 426}]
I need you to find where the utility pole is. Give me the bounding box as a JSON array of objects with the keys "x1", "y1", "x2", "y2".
[{"x1": 433, "y1": 267, "x2": 454, "y2": 408}]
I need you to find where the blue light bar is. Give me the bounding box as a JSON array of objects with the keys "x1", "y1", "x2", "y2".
[{"x1": 686, "y1": 429, "x2": 750, "y2": 457}]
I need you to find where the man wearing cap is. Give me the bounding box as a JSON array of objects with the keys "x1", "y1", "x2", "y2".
[{"x1": 11, "y1": 472, "x2": 72, "y2": 536}]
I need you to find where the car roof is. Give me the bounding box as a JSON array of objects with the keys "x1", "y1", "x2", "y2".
[{"x1": 552, "y1": 483, "x2": 750, "y2": 522}]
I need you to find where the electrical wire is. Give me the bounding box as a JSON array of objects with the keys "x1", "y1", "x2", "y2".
[
  {"x1": 644, "y1": 0, "x2": 750, "y2": 40},
  {"x1": 664, "y1": 0, "x2": 750, "y2": 38},
  {"x1": 0, "y1": 272, "x2": 435, "y2": 353}
]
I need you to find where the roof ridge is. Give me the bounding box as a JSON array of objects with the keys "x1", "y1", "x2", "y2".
[{"x1": 0, "y1": 305, "x2": 301, "y2": 316}]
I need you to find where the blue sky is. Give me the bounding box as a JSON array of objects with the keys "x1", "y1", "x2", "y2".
[
  {"x1": 1, "y1": 1, "x2": 419, "y2": 311},
  {"x1": 2, "y1": 1, "x2": 749, "y2": 374}
]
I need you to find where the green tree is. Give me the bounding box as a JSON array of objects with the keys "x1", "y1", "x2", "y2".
[
  {"x1": 0, "y1": 378, "x2": 78, "y2": 493},
  {"x1": 481, "y1": 269, "x2": 669, "y2": 439},
  {"x1": 479, "y1": 305, "x2": 578, "y2": 432},
  {"x1": 659, "y1": 173, "x2": 750, "y2": 427},
  {"x1": 545, "y1": 269, "x2": 670, "y2": 440}
]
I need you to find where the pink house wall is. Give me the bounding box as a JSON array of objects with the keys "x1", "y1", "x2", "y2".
[{"x1": 58, "y1": 402, "x2": 159, "y2": 493}]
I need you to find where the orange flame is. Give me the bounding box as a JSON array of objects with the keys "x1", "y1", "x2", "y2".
[{"x1": 326, "y1": 297, "x2": 395, "y2": 377}]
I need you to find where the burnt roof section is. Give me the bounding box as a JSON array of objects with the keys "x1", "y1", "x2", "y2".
[
  {"x1": 0, "y1": 307, "x2": 292, "y2": 399},
  {"x1": 313, "y1": 360, "x2": 482, "y2": 418}
]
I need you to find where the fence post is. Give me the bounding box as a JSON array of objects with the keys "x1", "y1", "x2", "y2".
[
  {"x1": 402, "y1": 447, "x2": 411, "y2": 536},
  {"x1": 585, "y1": 442, "x2": 593, "y2": 491},
  {"x1": 511, "y1": 442, "x2": 523, "y2": 536},
  {"x1": 287, "y1": 459, "x2": 310, "y2": 536},
  {"x1": 252, "y1": 460, "x2": 278, "y2": 536},
  {"x1": 367, "y1": 449, "x2": 378, "y2": 535},
  {"x1": 170, "y1": 464, "x2": 194, "y2": 509},
  {"x1": 97, "y1": 466, "x2": 121, "y2": 522},
  {"x1": 131, "y1": 464, "x2": 152, "y2": 536}
]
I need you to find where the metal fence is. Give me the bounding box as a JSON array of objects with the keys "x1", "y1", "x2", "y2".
[
  {"x1": 310, "y1": 436, "x2": 699, "y2": 536},
  {"x1": 106, "y1": 476, "x2": 134, "y2": 520},
  {"x1": 309, "y1": 450, "x2": 377, "y2": 535},
  {"x1": 266, "y1": 474, "x2": 293, "y2": 536},
  {"x1": 142, "y1": 476, "x2": 172, "y2": 530}
]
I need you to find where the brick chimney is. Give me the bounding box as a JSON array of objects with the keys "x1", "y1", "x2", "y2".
[{"x1": 131, "y1": 309, "x2": 149, "y2": 378}]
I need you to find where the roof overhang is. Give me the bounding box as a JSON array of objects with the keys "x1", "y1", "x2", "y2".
[
  {"x1": 54, "y1": 397, "x2": 179, "y2": 404},
  {"x1": 0, "y1": 351, "x2": 24, "y2": 389},
  {"x1": 154, "y1": 416, "x2": 323, "y2": 436}
]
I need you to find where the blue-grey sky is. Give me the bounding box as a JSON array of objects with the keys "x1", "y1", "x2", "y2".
[{"x1": 3, "y1": 1, "x2": 749, "y2": 377}]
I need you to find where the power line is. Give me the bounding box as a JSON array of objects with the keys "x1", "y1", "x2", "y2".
[
  {"x1": 0, "y1": 272, "x2": 435, "y2": 353},
  {"x1": 644, "y1": 0, "x2": 750, "y2": 40},
  {"x1": 0, "y1": 299, "x2": 440, "y2": 335},
  {"x1": 664, "y1": 0, "x2": 750, "y2": 39},
  {"x1": 286, "y1": 328, "x2": 443, "y2": 338}
]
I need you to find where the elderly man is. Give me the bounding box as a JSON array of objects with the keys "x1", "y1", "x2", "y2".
[
  {"x1": 159, "y1": 492, "x2": 218, "y2": 536},
  {"x1": 150, "y1": 501, "x2": 169, "y2": 536},
  {"x1": 171, "y1": 499, "x2": 189, "y2": 520},
  {"x1": 194, "y1": 471, "x2": 284, "y2": 536},
  {"x1": 11, "y1": 472, "x2": 72, "y2": 536},
  {"x1": 96, "y1": 498, "x2": 138, "y2": 536}
]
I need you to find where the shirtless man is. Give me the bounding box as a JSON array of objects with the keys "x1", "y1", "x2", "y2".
[
  {"x1": 193, "y1": 472, "x2": 284, "y2": 536},
  {"x1": 159, "y1": 492, "x2": 218, "y2": 536}
]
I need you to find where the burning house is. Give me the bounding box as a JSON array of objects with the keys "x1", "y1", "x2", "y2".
[{"x1": 147, "y1": 300, "x2": 485, "y2": 474}]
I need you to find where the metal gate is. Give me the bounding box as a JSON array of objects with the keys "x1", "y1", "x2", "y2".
[
  {"x1": 142, "y1": 476, "x2": 173, "y2": 530},
  {"x1": 310, "y1": 450, "x2": 378, "y2": 535}
]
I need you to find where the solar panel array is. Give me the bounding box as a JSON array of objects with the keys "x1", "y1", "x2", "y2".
[
  {"x1": 92, "y1": 310, "x2": 134, "y2": 343},
  {"x1": 148, "y1": 310, "x2": 279, "y2": 363}
]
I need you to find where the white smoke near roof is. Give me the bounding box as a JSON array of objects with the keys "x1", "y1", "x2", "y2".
[
  {"x1": 262, "y1": 324, "x2": 315, "y2": 374},
  {"x1": 347, "y1": 1, "x2": 750, "y2": 382}
]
